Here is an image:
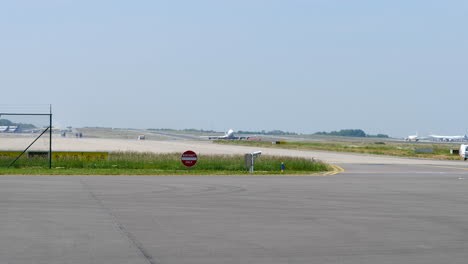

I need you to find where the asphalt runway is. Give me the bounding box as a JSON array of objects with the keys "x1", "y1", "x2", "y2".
[{"x1": 2, "y1": 163, "x2": 468, "y2": 264}]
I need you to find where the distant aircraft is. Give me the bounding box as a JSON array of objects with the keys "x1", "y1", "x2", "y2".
[
  {"x1": 405, "y1": 133, "x2": 419, "y2": 142},
  {"x1": 206, "y1": 129, "x2": 249, "y2": 140},
  {"x1": 428, "y1": 134, "x2": 468, "y2": 142}
]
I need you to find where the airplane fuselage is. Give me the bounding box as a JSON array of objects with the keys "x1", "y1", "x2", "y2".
[{"x1": 208, "y1": 129, "x2": 249, "y2": 140}]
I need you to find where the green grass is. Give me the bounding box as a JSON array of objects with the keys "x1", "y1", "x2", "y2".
[
  {"x1": 215, "y1": 140, "x2": 463, "y2": 160},
  {"x1": 0, "y1": 152, "x2": 330, "y2": 175}
]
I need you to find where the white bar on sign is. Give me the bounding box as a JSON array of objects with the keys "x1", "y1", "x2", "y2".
[{"x1": 181, "y1": 157, "x2": 198, "y2": 161}]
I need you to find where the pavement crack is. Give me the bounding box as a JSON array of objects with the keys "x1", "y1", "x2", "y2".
[{"x1": 80, "y1": 179, "x2": 159, "y2": 264}]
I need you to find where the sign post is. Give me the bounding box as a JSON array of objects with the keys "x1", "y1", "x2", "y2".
[
  {"x1": 245, "y1": 151, "x2": 262, "y2": 173},
  {"x1": 181, "y1": 150, "x2": 198, "y2": 167},
  {"x1": 0, "y1": 105, "x2": 52, "y2": 168}
]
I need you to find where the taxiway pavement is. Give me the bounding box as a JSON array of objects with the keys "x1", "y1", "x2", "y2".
[{"x1": 2, "y1": 162, "x2": 468, "y2": 264}]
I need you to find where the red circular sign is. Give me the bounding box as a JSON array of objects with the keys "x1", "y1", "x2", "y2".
[{"x1": 181, "y1": 150, "x2": 198, "y2": 167}]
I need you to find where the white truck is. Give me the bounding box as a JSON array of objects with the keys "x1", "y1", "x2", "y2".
[{"x1": 460, "y1": 144, "x2": 468, "y2": 160}]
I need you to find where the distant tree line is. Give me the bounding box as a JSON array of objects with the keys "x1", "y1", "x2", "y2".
[
  {"x1": 314, "y1": 129, "x2": 389, "y2": 138},
  {"x1": 146, "y1": 128, "x2": 297, "y2": 135},
  {"x1": 0, "y1": 119, "x2": 15, "y2": 126},
  {"x1": 182, "y1": 128, "x2": 217, "y2": 133},
  {"x1": 143, "y1": 127, "x2": 390, "y2": 138},
  {"x1": 0, "y1": 119, "x2": 36, "y2": 129},
  {"x1": 147, "y1": 128, "x2": 217, "y2": 133},
  {"x1": 237, "y1": 130, "x2": 298, "y2": 135}
]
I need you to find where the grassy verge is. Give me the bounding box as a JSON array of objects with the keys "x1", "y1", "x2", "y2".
[
  {"x1": 0, "y1": 152, "x2": 330, "y2": 175},
  {"x1": 215, "y1": 140, "x2": 463, "y2": 160}
]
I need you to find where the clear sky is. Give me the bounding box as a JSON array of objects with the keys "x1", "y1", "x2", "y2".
[{"x1": 1, "y1": 0, "x2": 467, "y2": 137}]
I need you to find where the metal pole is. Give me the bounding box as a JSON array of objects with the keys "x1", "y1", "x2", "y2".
[
  {"x1": 0, "y1": 113, "x2": 52, "y2": 116},
  {"x1": 49, "y1": 105, "x2": 52, "y2": 169},
  {"x1": 0, "y1": 111, "x2": 53, "y2": 169},
  {"x1": 250, "y1": 155, "x2": 254, "y2": 173},
  {"x1": 7, "y1": 127, "x2": 50, "y2": 168}
]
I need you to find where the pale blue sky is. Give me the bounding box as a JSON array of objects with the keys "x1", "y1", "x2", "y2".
[{"x1": 1, "y1": 0, "x2": 467, "y2": 137}]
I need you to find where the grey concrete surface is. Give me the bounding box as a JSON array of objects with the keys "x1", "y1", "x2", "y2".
[
  {"x1": 2, "y1": 164, "x2": 468, "y2": 263},
  {"x1": 2, "y1": 137, "x2": 468, "y2": 166}
]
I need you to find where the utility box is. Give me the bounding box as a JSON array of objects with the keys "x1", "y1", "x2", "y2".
[
  {"x1": 244, "y1": 154, "x2": 252, "y2": 168},
  {"x1": 245, "y1": 151, "x2": 262, "y2": 173},
  {"x1": 459, "y1": 144, "x2": 468, "y2": 160},
  {"x1": 272, "y1": 141, "x2": 286, "y2": 145},
  {"x1": 414, "y1": 148, "x2": 434, "y2": 154}
]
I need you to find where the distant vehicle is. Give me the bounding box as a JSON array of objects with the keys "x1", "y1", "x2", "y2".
[
  {"x1": 405, "y1": 133, "x2": 419, "y2": 142},
  {"x1": 428, "y1": 134, "x2": 468, "y2": 142},
  {"x1": 206, "y1": 129, "x2": 249, "y2": 140},
  {"x1": 460, "y1": 144, "x2": 468, "y2": 160}
]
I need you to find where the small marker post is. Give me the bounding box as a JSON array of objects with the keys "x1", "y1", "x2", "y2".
[{"x1": 281, "y1": 162, "x2": 285, "y2": 173}]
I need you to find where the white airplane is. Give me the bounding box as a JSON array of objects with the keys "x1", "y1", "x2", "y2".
[
  {"x1": 206, "y1": 129, "x2": 249, "y2": 140},
  {"x1": 428, "y1": 134, "x2": 468, "y2": 142},
  {"x1": 405, "y1": 133, "x2": 419, "y2": 142}
]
